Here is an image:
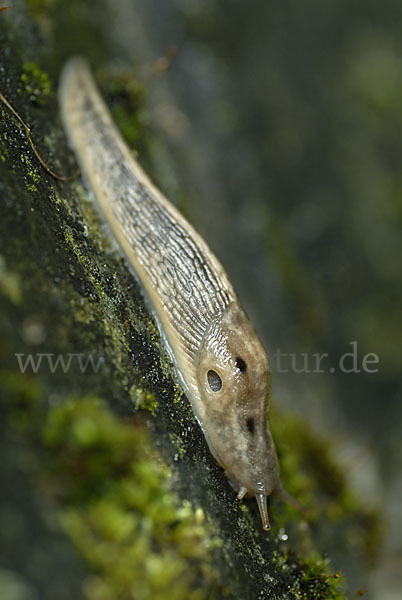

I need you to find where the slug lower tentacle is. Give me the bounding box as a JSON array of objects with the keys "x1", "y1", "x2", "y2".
[{"x1": 58, "y1": 57, "x2": 281, "y2": 531}]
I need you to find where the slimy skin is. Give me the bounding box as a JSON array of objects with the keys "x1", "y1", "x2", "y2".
[{"x1": 59, "y1": 57, "x2": 281, "y2": 530}]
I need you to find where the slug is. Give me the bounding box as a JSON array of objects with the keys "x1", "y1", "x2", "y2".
[{"x1": 59, "y1": 57, "x2": 282, "y2": 531}]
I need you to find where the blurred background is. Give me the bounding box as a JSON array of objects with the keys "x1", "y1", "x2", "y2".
[
  {"x1": 109, "y1": 1, "x2": 402, "y2": 597},
  {"x1": 2, "y1": 0, "x2": 402, "y2": 598}
]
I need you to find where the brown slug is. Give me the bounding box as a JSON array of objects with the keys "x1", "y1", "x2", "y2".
[{"x1": 58, "y1": 57, "x2": 283, "y2": 531}]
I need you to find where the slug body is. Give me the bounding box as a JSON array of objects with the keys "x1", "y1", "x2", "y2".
[{"x1": 59, "y1": 58, "x2": 280, "y2": 530}]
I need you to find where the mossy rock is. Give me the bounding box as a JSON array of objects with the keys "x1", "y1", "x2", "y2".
[{"x1": 0, "y1": 4, "x2": 379, "y2": 599}]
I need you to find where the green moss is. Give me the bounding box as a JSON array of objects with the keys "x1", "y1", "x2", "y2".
[
  {"x1": 0, "y1": 256, "x2": 22, "y2": 305},
  {"x1": 272, "y1": 550, "x2": 344, "y2": 600},
  {"x1": 20, "y1": 153, "x2": 41, "y2": 183},
  {"x1": 0, "y1": 148, "x2": 9, "y2": 162},
  {"x1": 271, "y1": 409, "x2": 382, "y2": 566},
  {"x1": 61, "y1": 221, "x2": 137, "y2": 386},
  {"x1": 169, "y1": 432, "x2": 187, "y2": 461},
  {"x1": 172, "y1": 383, "x2": 185, "y2": 404},
  {"x1": 130, "y1": 386, "x2": 158, "y2": 415},
  {"x1": 40, "y1": 396, "x2": 222, "y2": 600},
  {"x1": 20, "y1": 62, "x2": 52, "y2": 106},
  {"x1": 98, "y1": 70, "x2": 151, "y2": 165},
  {"x1": 1, "y1": 356, "x2": 223, "y2": 599},
  {"x1": 26, "y1": 0, "x2": 55, "y2": 11},
  {"x1": 19, "y1": 152, "x2": 42, "y2": 191}
]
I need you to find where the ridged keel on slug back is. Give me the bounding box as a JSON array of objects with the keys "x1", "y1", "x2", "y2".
[{"x1": 58, "y1": 58, "x2": 281, "y2": 531}]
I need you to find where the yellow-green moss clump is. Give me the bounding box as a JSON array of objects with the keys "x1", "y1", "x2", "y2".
[
  {"x1": 99, "y1": 71, "x2": 148, "y2": 157},
  {"x1": 39, "y1": 396, "x2": 222, "y2": 600},
  {"x1": 271, "y1": 550, "x2": 344, "y2": 600},
  {"x1": 271, "y1": 409, "x2": 382, "y2": 566},
  {"x1": 20, "y1": 62, "x2": 52, "y2": 106}
]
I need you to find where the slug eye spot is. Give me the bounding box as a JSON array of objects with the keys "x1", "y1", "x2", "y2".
[
  {"x1": 207, "y1": 369, "x2": 222, "y2": 392},
  {"x1": 246, "y1": 417, "x2": 255, "y2": 434},
  {"x1": 235, "y1": 357, "x2": 247, "y2": 373}
]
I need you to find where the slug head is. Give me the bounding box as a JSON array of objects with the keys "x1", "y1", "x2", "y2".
[{"x1": 196, "y1": 302, "x2": 280, "y2": 530}]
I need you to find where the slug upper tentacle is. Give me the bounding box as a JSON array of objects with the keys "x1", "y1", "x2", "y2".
[{"x1": 59, "y1": 57, "x2": 281, "y2": 531}]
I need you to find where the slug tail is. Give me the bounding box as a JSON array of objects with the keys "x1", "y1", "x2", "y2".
[{"x1": 255, "y1": 494, "x2": 270, "y2": 531}]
